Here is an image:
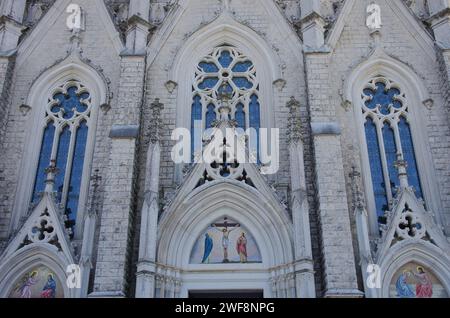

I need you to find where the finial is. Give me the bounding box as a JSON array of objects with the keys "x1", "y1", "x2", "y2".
[
  {"x1": 44, "y1": 160, "x2": 59, "y2": 193},
  {"x1": 349, "y1": 166, "x2": 365, "y2": 210},
  {"x1": 88, "y1": 169, "x2": 102, "y2": 217},
  {"x1": 287, "y1": 97, "x2": 302, "y2": 144},
  {"x1": 149, "y1": 98, "x2": 164, "y2": 144},
  {"x1": 394, "y1": 152, "x2": 409, "y2": 189}
]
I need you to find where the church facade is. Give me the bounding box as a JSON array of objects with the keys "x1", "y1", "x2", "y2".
[{"x1": 0, "y1": 0, "x2": 450, "y2": 298}]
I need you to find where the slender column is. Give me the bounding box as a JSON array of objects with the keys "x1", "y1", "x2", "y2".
[
  {"x1": 78, "y1": 171, "x2": 102, "y2": 297},
  {"x1": 135, "y1": 99, "x2": 164, "y2": 298},
  {"x1": 286, "y1": 97, "x2": 316, "y2": 298},
  {"x1": 300, "y1": 1, "x2": 361, "y2": 297},
  {"x1": 350, "y1": 167, "x2": 377, "y2": 298}
]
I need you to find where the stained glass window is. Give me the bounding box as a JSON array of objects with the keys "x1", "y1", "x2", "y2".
[
  {"x1": 361, "y1": 77, "x2": 424, "y2": 223},
  {"x1": 192, "y1": 46, "x2": 260, "y2": 161},
  {"x1": 31, "y1": 81, "x2": 92, "y2": 235}
]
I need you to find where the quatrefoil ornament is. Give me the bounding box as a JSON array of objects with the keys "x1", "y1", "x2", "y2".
[
  {"x1": 49, "y1": 84, "x2": 91, "y2": 120},
  {"x1": 396, "y1": 206, "x2": 426, "y2": 240}
]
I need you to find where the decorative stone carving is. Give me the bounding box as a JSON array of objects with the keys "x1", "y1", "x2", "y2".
[
  {"x1": 273, "y1": 78, "x2": 286, "y2": 92},
  {"x1": 165, "y1": 80, "x2": 178, "y2": 94},
  {"x1": 366, "y1": 3, "x2": 382, "y2": 32},
  {"x1": 150, "y1": 3, "x2": 166, "y2": 25},
  {"x1": 18, "y1": 103, "x2": 31, "y2": 116},
  {"x1": 286, "y1": 96, "x2": 302, "y2": 144},
  {"x1": 149, "y1": 98, "x2": 164, "y2": 144},
  {"x1": 422, "y1": 98, "x2": 434, "y2": 110},
  {"x1": 396, "y1": 203, "x2": 426, "y2": 240},
  {"x1": 66, "y1": 3, "x2": 85, "y2": 33},
  {"x1": 349, "y1": 166, "x2": 365, "y2": 211}
]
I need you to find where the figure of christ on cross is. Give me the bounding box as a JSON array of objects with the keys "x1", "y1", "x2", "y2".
[{"x1": 211, "y1": 218, "x2": 240, "y2": 263}]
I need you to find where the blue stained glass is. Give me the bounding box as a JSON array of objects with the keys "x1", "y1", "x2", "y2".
[
  {"x1": 55, "y1": 126, "x2": 71, "y2": 202},
  {"x1": 52, "y1": 86, "x2": 89, "y2": 119},
  {"x1": 365, "y1": 118, "x2": 388, "y2": 218},
  {"x1": 218, "y1": 50, "x2": 233, "y2": 68},
  {"x1": 235, "y1": 103, "x2": 246, "y2": 129},
  {"x1": 199, "y1": 62, "x2": 219, "y2": 73},
  {"x1": 198, "y1": 77, "x2": 219, "y2": 90},
  {"x1": 383, "y1": 123, "x2": 399, "y2": 196},
  {"x1": 65, "y1": 121, "x2": 88, "y2": 231},
  {"x1": 249, "y1": 95, "x2": 261, "y2": 130},
  {"x1": 249, "y1": 94, "x2": 261, "y2": 163},
  {"x1": 32, "y1": 122, "x2": 55, "y2": 203},
  {"x1": 232, "y1": 61, "x2": 253, "y2": 72},
  {"x1": 205, "y1": 104, "x2": 216, "y2": 128},
  {"x1": 232, "y1": 77, "x2": 253, "y2": 89},
  {"x1": 191, "y1": 95, "x2": 202, "y2": 160},
  {"x1": 363, "y1": 82, "x2": 402, "y2": 115},
  {"x1": 399, "y1": 117, "x2": 423, "y2": 199}
]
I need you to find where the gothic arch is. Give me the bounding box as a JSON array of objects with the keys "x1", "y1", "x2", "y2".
[
  {"x1": 10, "y1": 54, "x2": 109, "y2": 239},
  {"x1": 158, "y1": 180, "x2": 293, "y2": 268},
  {"x1": 378, "y1": 241, "x2": 450, "y2": 298},
  {"x1": 156, "y1": 180, "x2": 294, "y2": 297},
  {"x1": 168, "y1": 14, "x2": 282, "y2": 133},
  {"x1": 0, "y1": 244, "x2": 75, "y2": 298},
  {"x1": 344, "y1": 52, "x2": 442, "y2": 235}
]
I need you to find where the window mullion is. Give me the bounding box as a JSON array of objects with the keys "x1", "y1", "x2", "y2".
[
  {"x1": 375, "y1": 119, "x2": 393, "y2": 206},
  {"x1": 50, "y1": 123, "x2": 62, "y2": 162},
  {"x1": 392, "y1": 117, "x2": 403, "y2": 158},
  {"x1": 60, "y1": 122, "x2": 78, "y2": 208}
]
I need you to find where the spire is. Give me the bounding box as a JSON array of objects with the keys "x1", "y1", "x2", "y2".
[
  {"x1": 394, "y1": 152, "x2": 409, "y2": 190},
  {"x1": 44, "y1": 159, "x2": 58, "y2": 194}
]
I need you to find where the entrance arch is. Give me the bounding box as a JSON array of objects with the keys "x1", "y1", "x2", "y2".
[{"x1": 156, "y1": 180, "x2": 295, "y2": 298}]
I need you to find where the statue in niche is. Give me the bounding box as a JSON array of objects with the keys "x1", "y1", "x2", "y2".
[{"x1": 366, "y1": 3, "x2": 382, "y2": 31}]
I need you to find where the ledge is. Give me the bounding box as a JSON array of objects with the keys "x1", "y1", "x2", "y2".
[
  {"x1": 0, "y1": 49, "x2": 17, "y2": 58},
  {"x1": 109, "y1": 124, "x2": 140, "y2": 139},
  {"x1": 303, "y1": 45, "x2": 332, "y2": 54},
  {"x1": 88, "y1": 291, "x2": 126, "y2": 298},
  {"x1": 324, "y1": 288, "x2": 365, "y2": 298},
  {"x1": 311, "y1": 122, "x2": 341, "y2": 136}
]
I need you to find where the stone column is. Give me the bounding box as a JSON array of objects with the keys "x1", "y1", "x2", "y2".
[
  {"x1": 0, "y1": 0, "x2": 25, "y2": 139},
  {"x1": 428, "y1": 1, "x2": 450, "y2": 233},
  {"x1": 78, "y1": 171, "x2": 102, "y2": 297},
  {"x1": 126, "y1": 0, "x2": 152, "y2": 55},
  {"x1": 300, "y1": 1, "x2": 361, "y2": 298},
  {"x1": 90, "y1": 55, "x2": 146, "y2": 297},
  {"x1": 350, "y1": 167, "x2": 377, "y2": 298},
  {"x1": 135, "y1": 99, "x2": 164, "y2": 298},
  {"x1": 90, "y1": 2, "x2": 149, "y2": 297},
  {"x1": 286, "y1": 97, "x2": 316, "y2": 298}
]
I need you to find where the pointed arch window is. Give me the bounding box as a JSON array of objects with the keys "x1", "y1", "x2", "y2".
[
  {"x1": 191, "y1": 46, "x2": 260, "y2": 160},
  {"x1": 31, "y1": 81, "x2": 92, "y2": 234},
  {"x1": 362, "y1": 77, "x2": 423, "y2": 223}
]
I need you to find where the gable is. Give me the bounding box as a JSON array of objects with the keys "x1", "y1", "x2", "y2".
[
  {"x1": 16, "y1": 0, "x2": 123, "y2": 70},
  {"x1": 327, "y1": 0, "x2": 435, "y2": 61},
  {"x1": 147, "y1": 0, "x2": 302, "y2": 71}
]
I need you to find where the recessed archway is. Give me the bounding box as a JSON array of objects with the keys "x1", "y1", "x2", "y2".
[{"x1": 156, "y1": 180, "x2": 294, "y2": 298}]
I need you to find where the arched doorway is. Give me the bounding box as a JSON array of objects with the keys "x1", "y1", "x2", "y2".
[{"x1": 156, "y1": 181, "x2": 295, "y2": 298}]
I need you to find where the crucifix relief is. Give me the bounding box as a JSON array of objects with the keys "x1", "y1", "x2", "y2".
[{"x1": 211, "y1": 217, "x2": 240, "y2": 263}]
